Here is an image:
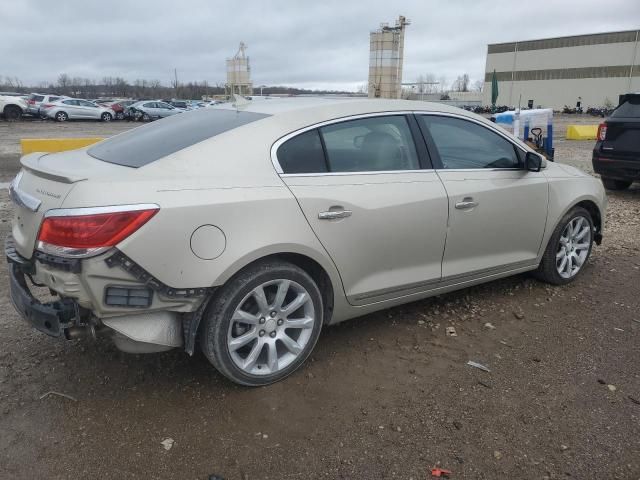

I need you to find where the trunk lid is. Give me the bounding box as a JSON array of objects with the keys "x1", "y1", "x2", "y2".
[{"x1": 10, "y1": 149, "x2": 121, "y2": 259}]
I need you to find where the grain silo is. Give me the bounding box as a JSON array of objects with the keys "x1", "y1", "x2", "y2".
[
  {"x1": 226, "y1": 42, "x2": 253, "y2": 96},
  {"x1": 368, "y1": 16, "x2": 410, "y2": 99}
]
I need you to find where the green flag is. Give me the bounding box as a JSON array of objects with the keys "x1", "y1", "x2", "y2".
[{"x1": 491, "y1": 70, "x2": 499, "y2": 111}]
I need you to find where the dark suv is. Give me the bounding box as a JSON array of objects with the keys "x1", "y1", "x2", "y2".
[{"x1": 592, "y1": 93, "x2": 640, "y2": 190}]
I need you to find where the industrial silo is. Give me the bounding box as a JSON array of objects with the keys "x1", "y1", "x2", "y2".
[
  {"x1": 368, "y1": 16, "x2": 410, "y2": 99},
  {"x1": 226, "y1": 42, "x2": 253, "y2": 96}
]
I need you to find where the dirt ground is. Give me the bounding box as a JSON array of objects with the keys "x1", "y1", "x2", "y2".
[{"x1": 0, "y1": 116, "x2": 638, "y2": 480}]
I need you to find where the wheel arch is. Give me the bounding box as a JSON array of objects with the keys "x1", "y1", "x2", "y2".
[
  {"x1": 184, "y1": 249, "x2": 341, "y2": 356},
  {"x1": 573, "y1": 199, "x2": 602, "y2": 244}
]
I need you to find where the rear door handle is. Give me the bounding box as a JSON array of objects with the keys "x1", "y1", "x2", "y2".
[
  {"x1": 455, "y1": 198, "x2": 478, "y2": 210},
  {"x1": 318, "y1": 210, "x2": 352, "y2": 220}
]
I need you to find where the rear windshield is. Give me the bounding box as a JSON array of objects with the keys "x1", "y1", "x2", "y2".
[
  {"x1": 88, "y1": 108, "x2": 270, "y2": 167},
  {"x1": 30, "y1": 94, "x2": 44, "y2": 102},
  {"x1": 611, "y1": 96, "x2": 640, "y2": 118}
]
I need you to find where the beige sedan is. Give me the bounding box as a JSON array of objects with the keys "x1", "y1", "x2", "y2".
[{"x1": 7, "y1": 98, "x2": 606, "y2": 385}]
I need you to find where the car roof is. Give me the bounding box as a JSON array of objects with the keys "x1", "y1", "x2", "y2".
[{"x1": 210, "y1": 96, "x2": 475, "y2": 118}]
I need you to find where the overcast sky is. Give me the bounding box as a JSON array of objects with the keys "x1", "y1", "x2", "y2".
[{"x1": 1, "y1": 0, "x2": 638, "y2": 91}]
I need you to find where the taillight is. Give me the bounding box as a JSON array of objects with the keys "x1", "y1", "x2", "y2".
[
  {"x1": 37, "y1": 206, "x2": 159, "y2": 258},
  {"x1": 597, "y1": 123, "x2": 607, "y2": 141}
]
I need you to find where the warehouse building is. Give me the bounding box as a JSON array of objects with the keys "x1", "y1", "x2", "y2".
[{"x1": 482, "y1": 30, "x2": 640, "y2": 109}]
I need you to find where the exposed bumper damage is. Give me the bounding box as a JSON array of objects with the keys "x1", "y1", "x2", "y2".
[{"x1": 5, "y1": 234, "x2": 210, "y2": 354}]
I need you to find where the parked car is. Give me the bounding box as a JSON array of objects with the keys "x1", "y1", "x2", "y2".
[
  {"x1": 126, "y1": 100, "x2": 183, "y2": 121},
  {"x1": 0, "y1": 94, "x2": 27, "y2": 121},
  {"x1": 6, "y1": 99, "x2": 606, "y2": 386},
  {"x1": 94, "y1": 100, "x2": 126, "y2": 120},
  {"x1": 168, "y1": 100, "x2": 191, "y2": 110},
  {"x1": 26, "y1": 93, "x2": 65, "y2": 117},
  {"x1": 41, "y1": 98, "x2": 115, "y2": 122},
  {"x1": 592, "y1": 93, "x2": 640, "y2": 190}
]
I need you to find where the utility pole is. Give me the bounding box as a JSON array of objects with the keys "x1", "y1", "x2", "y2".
[{"x1": 173, "y1": 68, "x2": 179, "y2": 99}]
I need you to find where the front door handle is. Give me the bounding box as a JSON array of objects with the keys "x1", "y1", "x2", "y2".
[
  {"x1": 318, "y1": 210, "x2": 352, "y2": 220},
  {"x1": 455, "y1": 198, "x2": 478, "y2": 210}
]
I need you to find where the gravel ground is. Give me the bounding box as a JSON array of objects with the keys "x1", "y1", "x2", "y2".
[{"x1": 0, "y1": 116, "x2": 638, "y2": 480}]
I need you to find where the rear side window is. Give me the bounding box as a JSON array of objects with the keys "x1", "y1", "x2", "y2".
[
  {"x1": 30, "y1": 95, "x2": 44, "y2": 102},
  {"x1": 419, "y1": 115, "x2": 521, "y2": 169},
  {"x1": 320, "y1": 116, "x2": 420, "y2": 172},
  {"x1": 277, "y1": 130, "x2": 327, "y2": 174},
  {"x1": 611, "y1": 97, "x2": 640, "y2": 118},
  {"x1": 49, "y1": 96, "x2": 60, "y2": 102},
  {"x1": 88, "y1": 108, "x2": 269, "y2": 167}
]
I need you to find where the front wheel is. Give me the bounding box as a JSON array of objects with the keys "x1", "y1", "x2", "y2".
[
  {"x1": 601, "y1": 177, "x2": 632, "y2": 190},
  {"x1": 100, "y1": 112, "x2": 112, "y2": 122},
  {"x1": 534, "y1": 206, "x2": 594, "y2": 285},
  {"x1": 115, "y1": 111, "x2": 124, "y2": 120},
  {"x1": 200, "y1": 260, "x2": 323, "y2": 386},
  {"x1": 55, "y1": 111, "x2": 68, "y2": 122}
]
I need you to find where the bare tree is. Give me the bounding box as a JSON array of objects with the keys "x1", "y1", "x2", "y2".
[
  {"x1": 57, "y1": 73, "x2": 71, "y2": 94},
  {"x1": 473, "y1": 80, "x2": 484, "y2": 92},
  {"x1": 452, "y1": 73, "x2": 470, "y2": 92}
]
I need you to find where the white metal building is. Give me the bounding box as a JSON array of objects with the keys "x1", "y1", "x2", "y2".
[
  {"x1": 368, "y1": 16, "x2": 410, "y2": 99},
  {"x1": 482, "y1": 30, "x2": 640, "y2": 109}
]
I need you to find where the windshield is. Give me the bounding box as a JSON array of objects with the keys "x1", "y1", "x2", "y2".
[{"x1": 88, "y1": 108, "x2": 270, "y2": 167}]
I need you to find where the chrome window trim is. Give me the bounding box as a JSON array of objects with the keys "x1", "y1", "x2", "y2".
[
  {"x1": 44, "y1": 203, "x2": 160, "y2": 218},
  {"x1": 271, "y1": 110, "x2": 530, "y2": 176},
  {"x1": 270, "y1": 111, "x2": 416, "y2": 175},
  {"x1": 281, "y1": 169, "x2": 435, "y2": 178}
]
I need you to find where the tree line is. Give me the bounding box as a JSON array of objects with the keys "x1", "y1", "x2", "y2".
[{"x1": 0, "y1": 74, "x2": 353, "y2": 99}]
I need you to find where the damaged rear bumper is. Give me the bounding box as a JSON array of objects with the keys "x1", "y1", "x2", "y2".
[{"x1": 5, "y1": 235, "x2": 210, "y2": 354}]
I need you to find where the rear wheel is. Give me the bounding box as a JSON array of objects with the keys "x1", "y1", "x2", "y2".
[
  {"x1": 3, "y1": 105, "x2": 22, "y2": 121},
  {"x1": 200, "y1": 260, "x2": 323, "y2": 386},
  {"x1": 100, "y1": 112, "x2": 112, "y2": 122},
  {"x1": 142, "y1": 113, "x2": 151, "y2": 122},
  {"x1": 115, "y1": 111, "x2": 124, "y2": 120},
  {"x1": 601, "y1": 177, "x2": 632, "y2": 190},
  {"x1": 55, "y1": 111, "x2": 68, "y2": 122},
  {"x1": 534, "y1": 206, "x2": 594, "y2": 285}
]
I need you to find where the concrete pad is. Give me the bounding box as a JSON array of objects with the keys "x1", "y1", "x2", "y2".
[
  {"x1": 566, "y1": 125, "x2": 598, "y2": 140},
  {"x1": 20, "y1": 137, "x2": 104, "y2": 154}
]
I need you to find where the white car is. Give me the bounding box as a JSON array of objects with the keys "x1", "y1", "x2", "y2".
[
  {"x1": 0, "y1": 94, "x2": 27, "y2": 121},
  {"x1": 42, "y1": 98, "x2": 115, "y2": 122},
  {"x1": 6, "y1": 98, "x2": 606, "y2": 386}
]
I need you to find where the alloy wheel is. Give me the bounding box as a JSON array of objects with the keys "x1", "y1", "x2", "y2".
[
  {"x1": 227, "y1": 279, "x2": 316, "y2": 376},
  {"x1": 556, "y1": 215, "x2": 591, "y2": 279}
]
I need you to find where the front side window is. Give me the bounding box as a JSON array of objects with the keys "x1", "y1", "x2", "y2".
[
  {"x1": 320, "y1": 116, "x2": 420, "y2": 172},
  {"x1": 419, "y1": 115, "x2": 521, "y2": 169}
]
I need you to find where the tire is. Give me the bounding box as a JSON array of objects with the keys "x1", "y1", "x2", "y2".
[
  {"x1": 142, "y1": 113, "x2": 151, "y2": 122},
  {"x1": 3, "y1": 105, "x2": 22, "y2": 122},
  {"x1": 200, "y1": 260, "x2": 324, "y2": 386},
  {"x1": 115, "y1": 112, "x2": 124, "y2": 120},
  {"x1": 534, "y1": 206, "x2": 594, "y2": 285},
  {"x1": 55, "y1": 111, "x2": 68, "y2": 122},
  {"x1": 601, "y1": 177, "x2": 632, "y2": 191},
  {"x1": 100, "y1": 112, "x2": 112, "y2": 122}
]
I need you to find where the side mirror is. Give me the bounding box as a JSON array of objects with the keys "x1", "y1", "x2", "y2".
[{"x1": 525, "y1": 152, "x2": 543, "y2": 172}]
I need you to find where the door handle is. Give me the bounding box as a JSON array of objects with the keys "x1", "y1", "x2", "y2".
[
  {"x1": 455, "y1": 198, "x2": 478, "y2": 210},
  {"x1": 318, "y1": 210, "x2": 352, "y2": 220}
]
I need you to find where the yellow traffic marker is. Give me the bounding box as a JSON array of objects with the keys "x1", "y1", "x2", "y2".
[
  {"x1": 20, "y1": 138, "x2": 104, "y2": 154},
  {"x1": 565, "y1": 125, "x2": 598, "y2": 140}
]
